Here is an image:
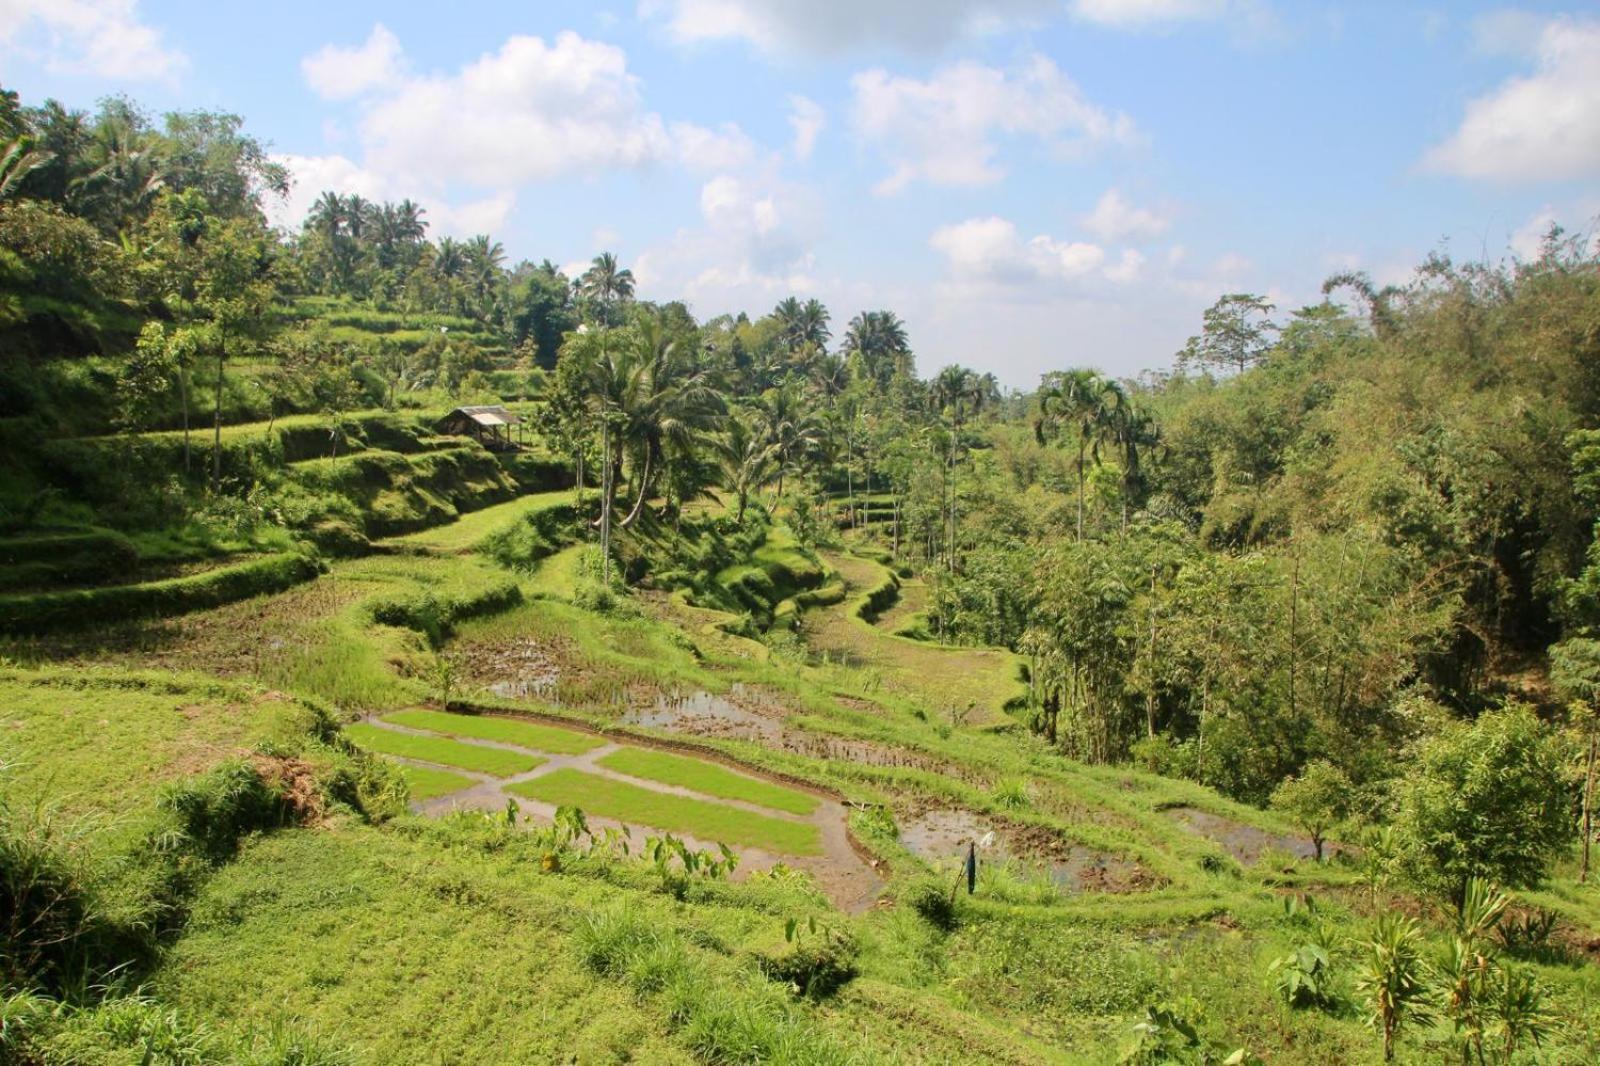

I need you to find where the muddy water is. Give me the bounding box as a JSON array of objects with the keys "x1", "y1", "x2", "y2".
[
  {"x1": 899, "y1": 807, "x2": 1151, "y2": 893},
  {"x1": 1164, "y1": 806, "x2": 1343, "y2": 864},
  {"x1": 619, "y1": 685, "x2": 784, "y2": 739}
]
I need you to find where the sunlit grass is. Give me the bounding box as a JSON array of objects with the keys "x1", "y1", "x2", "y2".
[
  {"x1": 507, "y1": 768, "x2": 822, "y2": 855},
  {"x1": 597, "y1": 748, "x2": 819, "y2": 816},
  {"x1": 392, "y1": 489, "x2": 575, "y2": 552},
  {"x1": 345, "y1": 722, "x2": 543, "y2": 777},
  {"x1": 382, "y1": 707, "x2": 604, "y2": 755},
  {"x1": 399, "y1": 764, "x2": 477, "y2": 800}
]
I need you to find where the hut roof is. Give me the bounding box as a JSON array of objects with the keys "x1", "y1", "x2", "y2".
[{"x1": 442, "y1": 405, "x2": 522, "y2": 427}]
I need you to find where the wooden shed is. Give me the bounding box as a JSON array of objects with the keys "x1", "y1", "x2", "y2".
[{"x1": 436, "y1": 405, "x2": 524, "y2": 451}]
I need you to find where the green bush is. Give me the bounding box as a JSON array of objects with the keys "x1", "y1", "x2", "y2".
[
  {"x1": 754, "y1": 919, "x2": 859, "y2": 999},
  {"x1": 899, "y1": 875, "x2": 958, "y2": 931},
  {"x1": 0, "y1": 552, "x2": 319, "y2": 634}
]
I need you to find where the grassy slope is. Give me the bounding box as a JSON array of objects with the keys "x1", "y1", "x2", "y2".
[
  {"x1": 0, "y1": 666, "x2": 316, "y2": 863},
  {"x1": 8, "y1": 490, "x2": 1600, "y2": 1063},
  {"x1": 803, "y1": 550, "x2": 1027, "y2": 725},
  {"x1": 390, "y1": 488, "x2": 575, "y2": 553}
]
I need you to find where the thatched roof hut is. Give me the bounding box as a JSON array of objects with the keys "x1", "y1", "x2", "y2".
[{"x1": 436, "y1": 405, "x2": 523, "y2": 451}]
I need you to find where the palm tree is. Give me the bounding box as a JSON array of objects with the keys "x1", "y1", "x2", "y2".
[
  {"x1": 434, "y1": 237, "x2": 465, "y2": 278},
  {"x1": 1108, "y1": 398, "x2": 1161, "y2": 530},
  {"x1": 757, "y1": 377, "x2": 823, "y2": 497},
  {"x1": 842, "y1": 310, "x2": 911, "y2": 389},
  {"x1": 393, "y1": 199, "x2": 428, "y2": 242},
  {"x1": 342, "y1": 194, "x2": 374, "y2": 242},
  {"x1": 307, "y1": 191, "x2": 346, "y2": 240},
  {"x1": 720, "y1": 406, "x2": 778, "y2": 524},
  {"x1": 463, "y1": 235, "x2": 506, "y2": 321},
  {"x1": 0, "y1": 136, "x2": 52, "y2": 200},
  {"x1": 68, "y1": 104, "x2": 165, "y2": 231},
  {"x1": 1035, "y1": 369, "x2": 1122, "y2": 540},
  {"x1": 578, "y1": 251, "x2": 635, "y2": 324}
]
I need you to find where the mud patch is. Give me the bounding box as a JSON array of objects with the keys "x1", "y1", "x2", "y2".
[
  {"x1": 456, "y1": 638, "x2": 563, "y2": 701},
  {"x1": 900, "y1": 807, "x2": 1154, "y2": 893},
  {"x1": 1164, "y1": 806, "x2": 1344, "y2": 864},
  {"x1": 620, "y1": 685, "x2": 786, "y2": 740}
]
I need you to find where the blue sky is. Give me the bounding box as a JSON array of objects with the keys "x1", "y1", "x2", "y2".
[{"x1": 3, "y1": 1, "x2": 1598, "y2": 386}]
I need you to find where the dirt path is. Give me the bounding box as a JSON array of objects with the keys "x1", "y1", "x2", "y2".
[{"x1": 363, "y1": 715, "x2": 883, "y2": 912}]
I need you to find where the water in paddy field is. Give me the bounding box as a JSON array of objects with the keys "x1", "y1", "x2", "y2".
[
  {"x1": 619, "y1": 685, "x2": 777, "y2": 734},
  {"x1": 898, "y1": 808, "x2": 1150, "y2": 893}
]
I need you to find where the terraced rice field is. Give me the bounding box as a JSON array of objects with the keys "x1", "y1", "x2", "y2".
[
  {"x1": 347, "y1": 708, "x2": 870, "y2": 899},
  {"x1": 802, "y1": 551, "x2": 1027, "y2": 725},
  {"x1": 507, "y1": 768, "x2": 822, "y2": 855}
]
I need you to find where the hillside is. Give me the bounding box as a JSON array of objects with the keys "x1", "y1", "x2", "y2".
[{"x1": 3, "y1": 81, "x2": 1599, "y2": 1066}]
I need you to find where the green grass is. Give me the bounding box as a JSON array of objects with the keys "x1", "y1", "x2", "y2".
[
  {"x1": 382, "y1": 707, "x2": 604, "y2": 755},
  {"x1": 398, "y1": 764, "x2": 477, "y2": 800},
  {"x1": 0, "y1": 665, "x2": 315, "y2": 843},
  {"x1": 344, "y1": 722, "x2": 543, "y2": 777},
  {"x1": 508, "y1": 769, "x2": 822, "y2": 856},
  {"x1": 391, "y1": 489, "x2": 575, "y2": 552},
  {"x1": 597, "y1": 748, "x2": 820, "y2": 816}
]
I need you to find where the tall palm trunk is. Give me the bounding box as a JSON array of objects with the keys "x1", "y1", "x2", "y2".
[
  {"x1": 180, "y1": 364, "x2": 191, "y2": 476},
  {"x1": 210, "y1": 341, "x2": 226, "y2": 494},
  {"x1": 1075, "y1": 440, "x2": 1086, "y2": 541},
  {"x1": 1583, "y1": 728, "x2": 1597, "y2": 883}
]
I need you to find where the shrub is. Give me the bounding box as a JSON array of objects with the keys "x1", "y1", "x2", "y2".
[
  {"x1": 1394, "y1": 704, "x2": 1575, "y2": 902},
  {"x1": 755, "y1": 917, "x2": 858, "y2": 999},
  {"x1": 0, "y1": 808, "x2": 136, "y2": 993},
  {"x1": 899, "y1": 875, "x2": 958, "y2": 931}
]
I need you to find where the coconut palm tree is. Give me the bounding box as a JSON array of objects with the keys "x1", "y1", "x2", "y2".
[
  {"x1": 1035, "y1": 369, "x2": 1123, "y2": 540},
  {"x1": 758, "y1": 377, "x2": 823, "y2": 497},
  {"x1": 578, "y1": 251, "x2": 635, "y2": 324},
  {"x1": 842, "y1": 310, "x2": 911, "y2": 389},
  {"x1": 720, "y1": 406, "x2": 778, "y2": 524},
  {"x1": 306, "y1": 191, "x2": 346, "y2": 240},
  {"x1": 463, "y1": 235, "x2": 506, "y2": 321},
  {"x1": 393, "y1": 199, "x2": 428, "y2": 242}
]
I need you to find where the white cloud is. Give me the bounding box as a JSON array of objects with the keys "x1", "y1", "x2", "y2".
[
  {"x1": 356, "y1": 32, "x2": 683, "y2": 187},
  {"x1": 1211, "y1": 251, "x2": 1252, "y2": 278},
  {"x1": 929, "y1": 216, "x2": 1107, "y2": 285},
  {"x1": 634, "y1": 171, "x2": 822, "y2": 311},
  {"x1": 787, "y1": 95, "x2": 825, "y2": 160},
  {"x1": 1424, "y1": 17, "x2": 1600, "y2": 181},
  {"x1": 671, "y1": 120, "x2": 758, "y2": 171},
  {"x1": 1083, "y1": 187, "x2": 1170, "y2": 242},
  {"x1": 301, "y1": 23, "x2": 404, "y2": 100},
  {"x1": 0, "y1": 0, "x2": 185, "y2": 81},
  {"x1": 1069, "y1": 0, "x2": 1228, "y2": 27},
  {"x1": 642, "y1": 0, "x2": 1054, "y2": 54},
  {"x1": 851, "y1": 55, "x2": 1138, "y2": 195},
  {"x1": 265, "y1": 153, "x2": 515, "y2": 238},
  {"x1": 1104, "y1": 248, "x2": 1145, "y2": 283}
]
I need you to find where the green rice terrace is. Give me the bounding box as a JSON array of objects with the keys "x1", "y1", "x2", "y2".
[{"x1": 4, "y1": 77, "x2": 1600, "y2": 1065}]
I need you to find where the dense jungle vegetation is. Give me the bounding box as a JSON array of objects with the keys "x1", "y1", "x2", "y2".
[{"x1": 2, "y1": 88, "x2": 1598, "y2": 1064}]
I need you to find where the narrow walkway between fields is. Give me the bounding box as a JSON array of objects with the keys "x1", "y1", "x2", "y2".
[{"x1": 360, "y1": 712, "x2": 883, "y2": 911}]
